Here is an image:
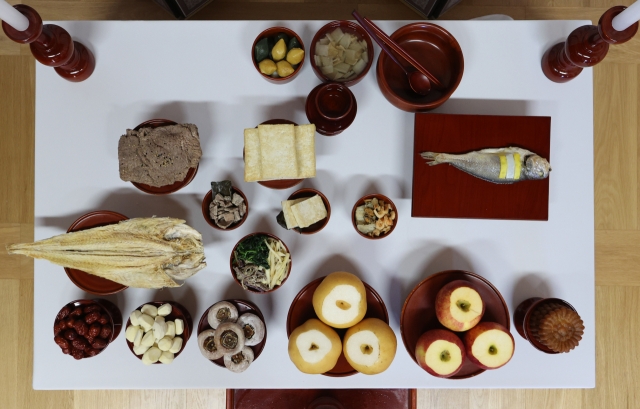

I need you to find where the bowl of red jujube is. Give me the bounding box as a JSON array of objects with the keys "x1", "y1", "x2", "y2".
[{"x1": 53, "y1": 299, "x2": 122, "y2": 360}]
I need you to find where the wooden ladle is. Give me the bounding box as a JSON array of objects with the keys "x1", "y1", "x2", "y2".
[{"x1": 352, "y1": 10, "x2": 443, "y2": 94}]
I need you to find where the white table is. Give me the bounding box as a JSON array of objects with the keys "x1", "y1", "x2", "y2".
[{"x1": 33, "y1": 20, "x2": 594, "y2": 389}]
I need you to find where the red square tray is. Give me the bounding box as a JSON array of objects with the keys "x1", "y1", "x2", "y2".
[{"x1": 412, "y1": 113, "x2": 551, "y2": 221}]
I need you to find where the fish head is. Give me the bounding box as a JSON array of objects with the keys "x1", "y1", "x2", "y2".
[{"x1": 524, "y1": 155, "x2": 551, "y2": 179}]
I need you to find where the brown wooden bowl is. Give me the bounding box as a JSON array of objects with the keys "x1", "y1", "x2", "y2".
[
  {"x1": 201, "y1": 186, "x2": 249, "y2": 231},
  {"x1": 125, "y1": 301, "x2": 193, "y2": 364},
  {"x1": 286, "y1": 276, "x2": 389, "y2": 377},
  {"x1": 65, "y1": 211, "x2": 129, "y2": 295},
  {"x1": 351, "y1": 194, "x2": 398, "y2": 240},
  {"x1": 230, "y1": 232, "x2": 292, "y2": 293},
  {"x1": 53, "y1": 298, "x2": 122, "y2": 359},
  {"x1": 376, "y1": 23, "x2": 463, "y2": 112},
  {"x1": 252, "y1": 27, "x2": 305, "y2": 84},
  {"x1": 309, "y1": 20, "x2": 375, "y2": 87},
  {"x1": 400, "y1": 270, "x2": 510, "y2": 379},
  {"x1": 129, "y1": 119, "x2": 199, "y2": 195},
  {"x1": 513, "y1": 297, "x2": 578, "y2": 354},
  {"x1": 286, "y1": 188, "x2": 331, "y2": 234},
  {"x1": 243, "y1": 119, "x2": 303, "y2": 190},
  {"x1": 197, "y1": 299, "x2": 267, "y2": 368},
  {"x1": 305, "y1": 82, "x2": 357, "y2": 137}
]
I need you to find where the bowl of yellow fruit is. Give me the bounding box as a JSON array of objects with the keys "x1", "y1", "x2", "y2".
[{"x1": 252, "y1": 27, "x2": 305, "y2": 84}]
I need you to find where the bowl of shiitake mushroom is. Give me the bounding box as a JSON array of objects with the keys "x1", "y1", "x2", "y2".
[{"x1": 197, "y1": 299, "x2": 267, "y2": 373}]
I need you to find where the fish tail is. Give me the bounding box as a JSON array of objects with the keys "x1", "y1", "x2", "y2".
[{"x1": 421, "y1": 152, "x2": 455, "y2": 166}]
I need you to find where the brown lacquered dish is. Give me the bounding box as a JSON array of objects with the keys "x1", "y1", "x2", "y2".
[
  {"x1": 376, "y1": 23, "x2": 463, "y2": 112},
  {"x1": 245, "y1": 119, "x2": 303, "y2": 190},
  {"x1": 65, "y1": 211, "x2": 128, "y2": 295},
  {"x1": 53, "y1": 298, "x2": 122, "y2": 359},
  {"x1": 309, "y1": 20, "x2": 375, "y2": 87},
  {"x1": 230, "y1": 232, "x2": 292, "y2": 294},
  {"x1": 130, "y1": 119, "x2": 199, "y2": 195},
  {"x1": 351, "y1": 194, "x2": 398, "y2": 240},
  {"x1": 514, "y1": 297, "x2": 579, "y2": 354},
  {"x1": 125, "y1": 301, "x2": 193, "y2": 364},
  {"x1": 202, "y1": 186, "x2": 249, "y2": 231},
  {"x1": 286, "y1": 188, "x2": 331, "y2": 234},
  {"x1": 197, "y1": 299, "x2": 267, "y2": 368},
  {"x1": 286, "y1": 276, "x2": 389, "y2": 377},
  {"x1": 400, "y1": 270, "x2": 510, "y2": 379},
  {"x1": 252, "y1": 27, "x2": 305, "y2": 84},
  {"x1": 305, "y1": 83, "x2": 357, "y2": 137}
]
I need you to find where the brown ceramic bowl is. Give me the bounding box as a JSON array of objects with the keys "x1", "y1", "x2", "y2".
[
  {"x1": 286, "y1": 276, "x2": 389, "y2": 377},
  {"x1": 201, "y1": 186, "x2": 249, "y2": 231},
  {"x1": 230, "y1": 232, "x2": 292, "y2": 293},
  {"x1": 286, "y1": 188, "x2": 331, "y2": 234},
  {"x1": 376, "y1": 23, "x2": 463, "y2": 112},
  {"x1": 351, "y1": 194, "x2": 398, "y2": 240},
  {"x1": 513, "y1": 297, "x2": 579, "y2": 354},
  {"x1": 65, "y1": 211, "x2": 128, "y2": 295},
  {"x1": 53, "y1": 298, "x2": 122, "y2": 359},
  {"x1": 252, "y1": 27, "x2": 305, "y2": 84},
  {"x1": 309, "y1": 20, "x2": 375, "y2": 87},
  {"x1": 129, "y1": 119, "x2": 199, "y2": 195},
  {"x1": 197, "y1": 299, "x2": 267, "y2": 368},
  {"x1": 125, "y1": 301, "x2": 193, "y2": 364},
  {"x1": 245, "y1": 119, "x2": 303, "y2": 190},
  {"x1": 400, "y1": 270, "x2": 510, "y2": 379},
  {"x1": 305, "y1": 82, "x2": 357, "y2": 136}
]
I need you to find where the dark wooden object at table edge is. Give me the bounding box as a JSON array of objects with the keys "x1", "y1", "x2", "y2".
[
  {"x1": 226, "y1": 389, "x2": 417, "y2": 409},
  {"x1": 542, "y1": 6, "x2": 638, "y2": 83},
  {"x1": 2, "y1": 4, "x2": 95, "y2": 82}
]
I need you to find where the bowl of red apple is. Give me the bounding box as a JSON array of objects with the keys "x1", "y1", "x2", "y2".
[{"x1": 400, "y1": 270, "x2": 513, "y2": 379}]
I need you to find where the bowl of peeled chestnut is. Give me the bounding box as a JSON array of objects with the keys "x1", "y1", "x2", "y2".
[{"x1": 53, "y1": 299, "x2": 122, "y2": 360}]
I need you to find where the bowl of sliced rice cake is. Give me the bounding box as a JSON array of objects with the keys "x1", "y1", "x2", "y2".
[{"x1": 277, "y1": 188, "x2": 331, "y2": 234}]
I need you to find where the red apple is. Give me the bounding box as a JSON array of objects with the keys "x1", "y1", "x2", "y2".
[
  {"x1": 463, "y1": 322, "x2": 514, "y2": 370},
  {"x1": 415, "y1": 329, "x2": 465, "y2": 378},
  {"x1": 435, "y1": 280, "x2": 485, "y2": 332}
]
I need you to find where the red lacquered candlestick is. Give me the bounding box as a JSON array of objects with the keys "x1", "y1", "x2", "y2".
[
  {"x1": 542, "y1": 6, "x2": 638, "y2": 83},
  {"x1": 1, "y1": 5, "x2": 95, "y2": 82}
]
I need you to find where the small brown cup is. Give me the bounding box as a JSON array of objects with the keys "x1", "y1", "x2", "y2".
[
  {"x1": 351, "y1": 194, "x2": 398, "y2": 240},
  {"x1": 125, "y1": 301, "x2": 193, "y2": 364},
  {"x1": 202, "y1": 186, "x2": 249, "y2": 231},
  {"x1": 309, "y1": 20, "x2": 375, "y2": 87},
  {"x1": 286, "y1": 188, "x2": 331, "y2": 234},
  {"x1": 252, "y1": 27, "x2": 305, "y2": 84},
  {"x1": 513, "y1": 297, "x2": 578, "y2": 354},
  {"x1": 230, "y1": 232, "x2": 292, "y2": 293},
  {"x1": 315, "y1": 83, "x2": 354, "y2": 121}
]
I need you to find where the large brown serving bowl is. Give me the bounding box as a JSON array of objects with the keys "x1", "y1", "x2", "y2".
[{"x1": 376, "y1": 23, "x2": 463, "y2": 112}]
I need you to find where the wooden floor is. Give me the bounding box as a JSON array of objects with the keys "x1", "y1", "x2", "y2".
[{"x1": 1, "y1": 0, "x2": 639, "y2": 408}]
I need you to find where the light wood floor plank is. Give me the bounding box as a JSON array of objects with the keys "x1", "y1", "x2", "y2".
[
  {"x1": 417, "y1": 390, "x2": 469, "y2": 408},
  {"x1": 594, "y1": 63, "x2": 637, "y2": 230},
  {"x1": 0, "y1": 224, "x2": 33, "y2": 279},
  {"x1": 0, "y1": 280, "x2": 20, "y2": 409},
  {"x1": 596, "y1": 230, "x2": 640, "y2": 286}
]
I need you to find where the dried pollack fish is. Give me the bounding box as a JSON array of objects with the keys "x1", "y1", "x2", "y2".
[
  {"x1": 6, "y1": 217, "x2": 206, "y2": 288},
  {"x1": 421, "y1": 147, "x2": 551, "y2": 184}
]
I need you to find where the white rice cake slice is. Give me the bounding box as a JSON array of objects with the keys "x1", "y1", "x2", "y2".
[
  {"x1": 290, "y1": 195, "x2": 327, "y2": 228},
  {"x1": 244, "y1": 128, "x2": 261, "y2": 182},
  {"x1": 258, "y1": 124, "x2": 298, "y2": 180},
  {"x1": 281, "y1": 197, "x2": 308, "y2": 229},
  {"x1": 295, "y1": 124, "x2": 316, "y2": 179}
]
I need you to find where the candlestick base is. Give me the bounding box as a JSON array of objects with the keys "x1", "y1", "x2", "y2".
[
  {"x1": 541, "y1": 5, "x2": 638, "y2": 83},
  {"x1": 1, "y1": 4, "x2": 94, "y2": 82}
]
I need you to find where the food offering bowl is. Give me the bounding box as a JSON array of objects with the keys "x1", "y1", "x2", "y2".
[
  {"x1": 309, "y1": 20, "x2": 375, "y2": 87},
  {"x1": 230, "y1": 232, "x2": 292, "y2": 294},
  {"x1": 286, "y1": 188, "x2": 331, "y2": 234},
  {"x1": 202, "y1": 185, "x2": 249, "y2": 231},
  {"x1": 376, "y1": 23, "x2": 463, "y2": 112},
  {"x1": 351, "y1": 194, "x2": 398, "y2": 240},
  {"x1": 252, "y1": 27, "x2": 305, "y2": 84}
]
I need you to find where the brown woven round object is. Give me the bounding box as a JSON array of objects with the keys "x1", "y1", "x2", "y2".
[
  {"x1": 528, "y1": 302, "x2": 564, "y2": 341},
  {"x1": 537, "y1": 307, "x2": 585, "y2": 353}
]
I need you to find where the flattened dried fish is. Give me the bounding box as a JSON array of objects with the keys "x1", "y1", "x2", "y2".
[
  {"x1": 421, "y1": 147, "x2": 551, "y2": 184},
  {"x1": 6, "y1": 217, "x2": 206, "y2": 288}
]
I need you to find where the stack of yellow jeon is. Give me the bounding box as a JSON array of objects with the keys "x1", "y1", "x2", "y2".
[{"x1": 244, "y1": 124, "x2": 316, "y2": 182}]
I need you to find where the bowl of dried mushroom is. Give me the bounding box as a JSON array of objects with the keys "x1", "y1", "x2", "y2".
[
  {"x1": 202, "y1": 181, "x2": 249, "y2": 231},
  {"x1": 352, "y1": 194, "x2": 398, "y2": 239}
]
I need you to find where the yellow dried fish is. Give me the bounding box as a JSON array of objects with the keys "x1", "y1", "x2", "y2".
[{"x1": 6, "y1": 217, "x2": 206, "y2": 288}]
